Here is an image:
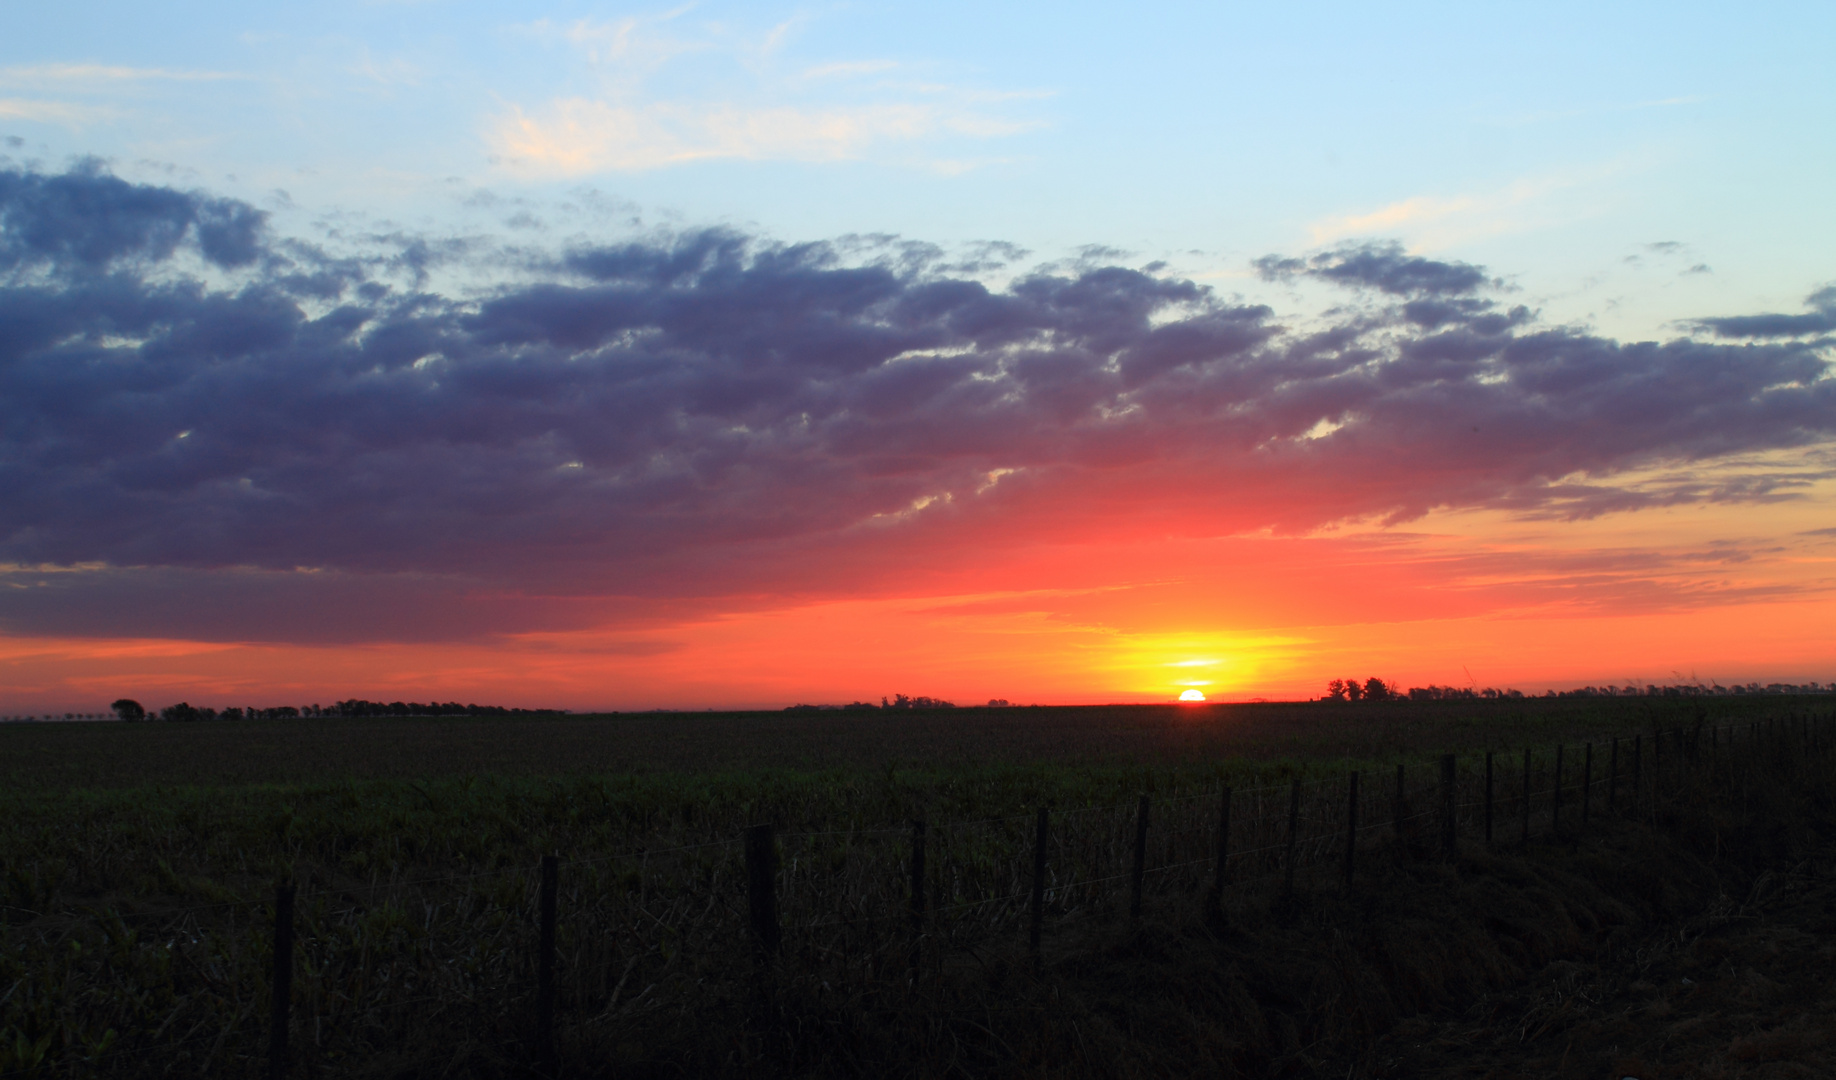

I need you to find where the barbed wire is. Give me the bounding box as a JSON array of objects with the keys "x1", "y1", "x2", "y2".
[{"x1": 4, "y1": 709, "x2": 1824, "y2": 1068}]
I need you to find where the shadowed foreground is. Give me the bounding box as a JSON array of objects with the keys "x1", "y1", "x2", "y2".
[{"x1": 1, "y1": 700, "x2": 1832, "y2": 1077}]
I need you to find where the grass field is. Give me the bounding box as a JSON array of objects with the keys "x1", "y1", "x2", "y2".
[
  {"x1": 3, "y1": 694, "x2": 1832, "y2": 1078},
  {"x1": 0, "y1": 695, "x2": 1780, "y2": 790}
]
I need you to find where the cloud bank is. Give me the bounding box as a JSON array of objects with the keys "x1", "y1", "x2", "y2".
[{"x1": 1, "y1": 165, "x2": 1832, "y2": 641}]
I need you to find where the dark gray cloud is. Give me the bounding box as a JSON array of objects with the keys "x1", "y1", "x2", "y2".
[
  {"x1": 1254, "y1": 241, "x2": 1495, "y2": 296},
  {"x1": 1691, "y1": 285, "x2": 1836, "y2": 338},
  {"x1": 0, "y1": 158, "x2": 265, "y2": 272},
  {"x1": 1, "y1": 165, "x2": 1832, "y2": 642}
]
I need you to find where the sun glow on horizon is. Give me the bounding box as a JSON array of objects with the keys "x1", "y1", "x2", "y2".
[{"x1": 1178, "y1": 689, "x2": 1207, "y2": 702}]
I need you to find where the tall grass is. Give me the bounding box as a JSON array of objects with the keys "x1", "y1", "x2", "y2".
[{"x1": 1, "y1": 697, "x2": 1830, "y2": 1077}]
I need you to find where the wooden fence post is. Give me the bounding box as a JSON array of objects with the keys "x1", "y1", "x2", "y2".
[
  {"x1": 1393, "y1": 764, "x2": 1406, "y2": 851},
  {"x1": 1582, "y1": 743, "x2": 1593, "y2": 824},
  {"x1": 1283, "y1": 778, "x2": 1302, "y2": 899},
  {"x1": 745, "y1": 824, "x2": 780, "y2": 958},
  {"x1": 910, "y1": 819, "x2": 926, "y2": 932},
  {"x1": 1206, "y1": 786, "x2": 1231, "y2": 921},
  {"x1": 269, "y1": 880, "x2": 295, "y2": 1080},
  {"x1": 1029, "y1": 807, "x2": 1048, "y2": 966},
  {"x1": 1520, "y1": 748, "x2": 1531, "y2": 847},
  {"x1": 1552, "y1": 745, "x2": 1564, "y2": 835},
  {"x1": 1653, "y1": 728, "x2": 1664, "y2": 803},
  {"x1": 536, "y1": 854, "x2": 558, "y2": 1077},
  {"x1": 909, "y1": 819, "x2": 926, "y2": 972},
  {"x1": 1484, "y1": 752, "x2": 1494, "y2": 844},
  {"x1": 1632, "y1": 735, "x2": 1642, "y2": 816},
  {"x1": 1130, "y1": 794, "x2": 1150, "y2": 921},
  {"x1": 1344, "y1": 772, "x2": 1359, "y2": 890},
  {"x1": 1609, "y1": 738, "x2": 1619, "y2": 813},
  {"x1": 1439, "y1": 755, "x2": 1457, "y2": 858}
]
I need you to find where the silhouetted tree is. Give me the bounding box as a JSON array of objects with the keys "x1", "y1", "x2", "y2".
[{"x1": 111, "y1": 698, "x2": 145, "y2": 721}]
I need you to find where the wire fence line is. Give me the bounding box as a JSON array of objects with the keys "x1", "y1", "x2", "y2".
[{"x1": 3, "y1": 712, "x2": 1829, "y2": 1078}]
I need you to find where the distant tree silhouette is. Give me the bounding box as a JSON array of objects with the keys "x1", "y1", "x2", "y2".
[
  {"x1": 104, "y1": 697, "x2": 568, "y2": 722},
  {"x1": 1324, "y1": 677, "x2": 1403, "y2": 702},
  {"x1": 884, "y1": 693, "x2": 956, "y2": 710}
]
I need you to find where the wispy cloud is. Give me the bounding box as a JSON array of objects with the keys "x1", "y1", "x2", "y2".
[
  {"x1": 495, "y1": 98, "x2": 1032, "y2": 172},
  {"x1": 0, "y1": 98, "x2": 119, "y2": 126},
  {"x1": 1306, "y1": 160, "x2": 1637, "y2": 250},
  {"x1": 1487, "y1": 94, "x2": 1708, "y2": 128},
  {"x1": 490, "y1": 11, "x2": 1043, "y2": 174},
  {"x1": 800, "y1": 60, "x2": 899, "y2": 81},
  {"x1": 0, "y1": 63, "x2": 243, "y2": 85},
  {"x1": 348, "y1": 53, "x2": 423, "y2": 88}
]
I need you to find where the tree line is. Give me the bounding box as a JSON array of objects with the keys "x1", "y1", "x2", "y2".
[
  {"x1": 109, "y1": 698, "x2": 569, "y2": 721},
  {"x1": 1323, "y1": 679, "x2": 1831, "y2": 702},
  {"x1": 782, "y1": 694, "x2": 1005, "y2": 712}
]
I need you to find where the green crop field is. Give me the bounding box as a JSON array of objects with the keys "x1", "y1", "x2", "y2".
[
  {"x1": 2, "y1": 694, "x2": 1831, "y2": 1078},
  {"x1": 0, "y1": 695, "x2": 1783, "y2": 791}
]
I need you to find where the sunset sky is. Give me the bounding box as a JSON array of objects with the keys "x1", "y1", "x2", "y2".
[{"x1": 2, "y1": 2, "x2": 1833, "y2": 711}]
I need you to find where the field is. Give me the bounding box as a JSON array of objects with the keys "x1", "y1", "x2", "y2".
[{"x1": 3, "y1": 695, "x2": 1833, "y2": 1078}]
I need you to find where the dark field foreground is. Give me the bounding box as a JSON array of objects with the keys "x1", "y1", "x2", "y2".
[
  {"x1": 0, "y1": 695, "x2": 1802, "y2": 790},
  {"x1": 2, "y1": 697, "x2": 1834, "y2": 1078},
  {"x1": 1359, "y1": 849, "x2": 1836, "y2": 1079}
]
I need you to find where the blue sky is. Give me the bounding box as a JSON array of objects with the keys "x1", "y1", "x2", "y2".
[{"x1": 6, "y1": 1, "x2": 1832, "y2": 340}]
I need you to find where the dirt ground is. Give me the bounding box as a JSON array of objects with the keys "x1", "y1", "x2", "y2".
[{"x1": 1355, "y1": 848, "x2": 1836, "y2": 1079}]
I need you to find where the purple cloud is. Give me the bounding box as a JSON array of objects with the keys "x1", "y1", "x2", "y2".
[
  {"x1": 1254, "y1": 241, "x2": 1497, "y2": 296},
  {"x1": 0, "y1": 165, "x2": 1832, "y2": 642},
  {"x1": 1690, "y1": 285, "x2": 1836, "y2": 338}
]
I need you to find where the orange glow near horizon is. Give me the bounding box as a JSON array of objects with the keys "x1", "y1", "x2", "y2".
[{"x1": 4, "y1": 491, "x2": 1834, "y2": 713}]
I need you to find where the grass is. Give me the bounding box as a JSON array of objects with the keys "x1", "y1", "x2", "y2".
[
  {"x1": 0, "y1": 695, "x2": 1771, "y2": 790},
  {"x1": 1, "y1": 694, "x2": 1831, "y2": 1077}
]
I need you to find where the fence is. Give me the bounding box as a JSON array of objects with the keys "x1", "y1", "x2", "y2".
[{"x1": 2, "y1": 711, "x2": 1829, "y2": 1078}]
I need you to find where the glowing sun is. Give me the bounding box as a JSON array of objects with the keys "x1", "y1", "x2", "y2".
[{"x1": 1178, "y1": 689, "x2": 1207, "y2": 702}]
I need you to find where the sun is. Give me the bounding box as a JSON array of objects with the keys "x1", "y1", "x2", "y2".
[{"x1": 1178, "y1": 689, "x2": 1206, "y2": 702}]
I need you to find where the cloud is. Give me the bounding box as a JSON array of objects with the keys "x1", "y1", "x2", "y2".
[
  {"x1": 0, "y1": 64, "x2": 243, "y2": 85},
  {"x1": 0, "y1": 99, "x2": 119, "y2": 126},
  {"x1": 492, "y1": 98, "x2": 1027, "y2": 173},
  {"x1": 800, "y1": 60, "x2": 899, "y2": 81},
  {"x1": 0, "y1": 165, "x2": 1832, "y2": 643},
  {"x1": 1255, "y1": 241, "x2": 1494, "y2": 296},
  {"x1": 491, "y1": 12, "x2": 1040, "y2": 174},
  {"x1": 1689, "y1": 286, "x2": 1836, "y2": 339},
  {"x1": 0, "y1": 160, "x2": 266, "y2": 270},
  {"x1": 1306, "y1": 162, "x2": 1628, "y2": 249}
]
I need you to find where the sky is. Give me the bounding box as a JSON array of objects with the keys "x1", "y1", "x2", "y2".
[{"x1": 1, "y1": 1, "x2": 1833, "y2": 711}]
